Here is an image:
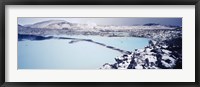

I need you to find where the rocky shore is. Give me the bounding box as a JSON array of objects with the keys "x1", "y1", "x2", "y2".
[{"x1": 100, "y1": 32, "x2": 182, "y2": 69}]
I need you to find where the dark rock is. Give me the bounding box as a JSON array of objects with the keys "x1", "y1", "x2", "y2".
[
  {"x1": 165, "y1": 59, "x2": 172, "y2": 64},
  {"x1": 127, "y1": 59, "x2": 137, "y2": 69}
]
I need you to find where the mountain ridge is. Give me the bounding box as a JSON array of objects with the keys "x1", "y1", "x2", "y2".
[{"x1": 19, "y1": 20, "x2": 181, "y2": 30}]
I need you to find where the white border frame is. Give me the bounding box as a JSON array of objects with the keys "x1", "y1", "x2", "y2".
[{"x1": 5, "y1": 5, "x2": 195, "y2": 82}]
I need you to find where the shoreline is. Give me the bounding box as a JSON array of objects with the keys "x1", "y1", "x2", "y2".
[
  {"x1": 100, "y1": 37, "x2": 182, "y2": 69},
  {"x1": 18, "y1": 34, "x2": 147, "y2": 54},
  {"x1": 18, "y1": 26, "x2": 182, "y2": 69}
]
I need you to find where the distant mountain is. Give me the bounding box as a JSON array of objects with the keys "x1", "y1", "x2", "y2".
[
  {"x1": 20, "y1": 20, "x2": 181, "y2": 30},
  {"x1": 25, "y1": 20, "x2": 73, "y2": 29},
  {"x1": 18, "y1": 24, "x2": 23, "y2": 28},
  {"x1": 143, "y1": 23, "x2": 181, "y2": 29},
  {"x1": 143, "y1": 23, "x2": 160, "y2": 26},
  {"x1": 18, "y1": 24, "x2": 27, "y2": 29}
]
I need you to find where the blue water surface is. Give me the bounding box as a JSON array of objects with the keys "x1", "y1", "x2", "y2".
[{"x1": 18, "y1": 36, "x2": 149, "y2": 69}]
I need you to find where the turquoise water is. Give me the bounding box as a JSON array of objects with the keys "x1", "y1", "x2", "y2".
[{"x1": 18, "y1": 36, "x2": 149, "y2": 69}]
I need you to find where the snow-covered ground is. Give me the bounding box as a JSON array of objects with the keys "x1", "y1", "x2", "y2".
[{"x1": 100, "y1": 37, "x2": 182, "y2": 69}]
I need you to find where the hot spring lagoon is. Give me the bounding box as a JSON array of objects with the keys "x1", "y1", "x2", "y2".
[{"x1": 18, "y1": 35, "x2": 150, "y2": 69}]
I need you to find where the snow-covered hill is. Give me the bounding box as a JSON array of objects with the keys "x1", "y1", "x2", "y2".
[
  {"x1": 25, "y1": 20, "x2": 73, "y2": 29},
  {"x1": 22, "y1": 20, "x2": 181, "y2": 30}
]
